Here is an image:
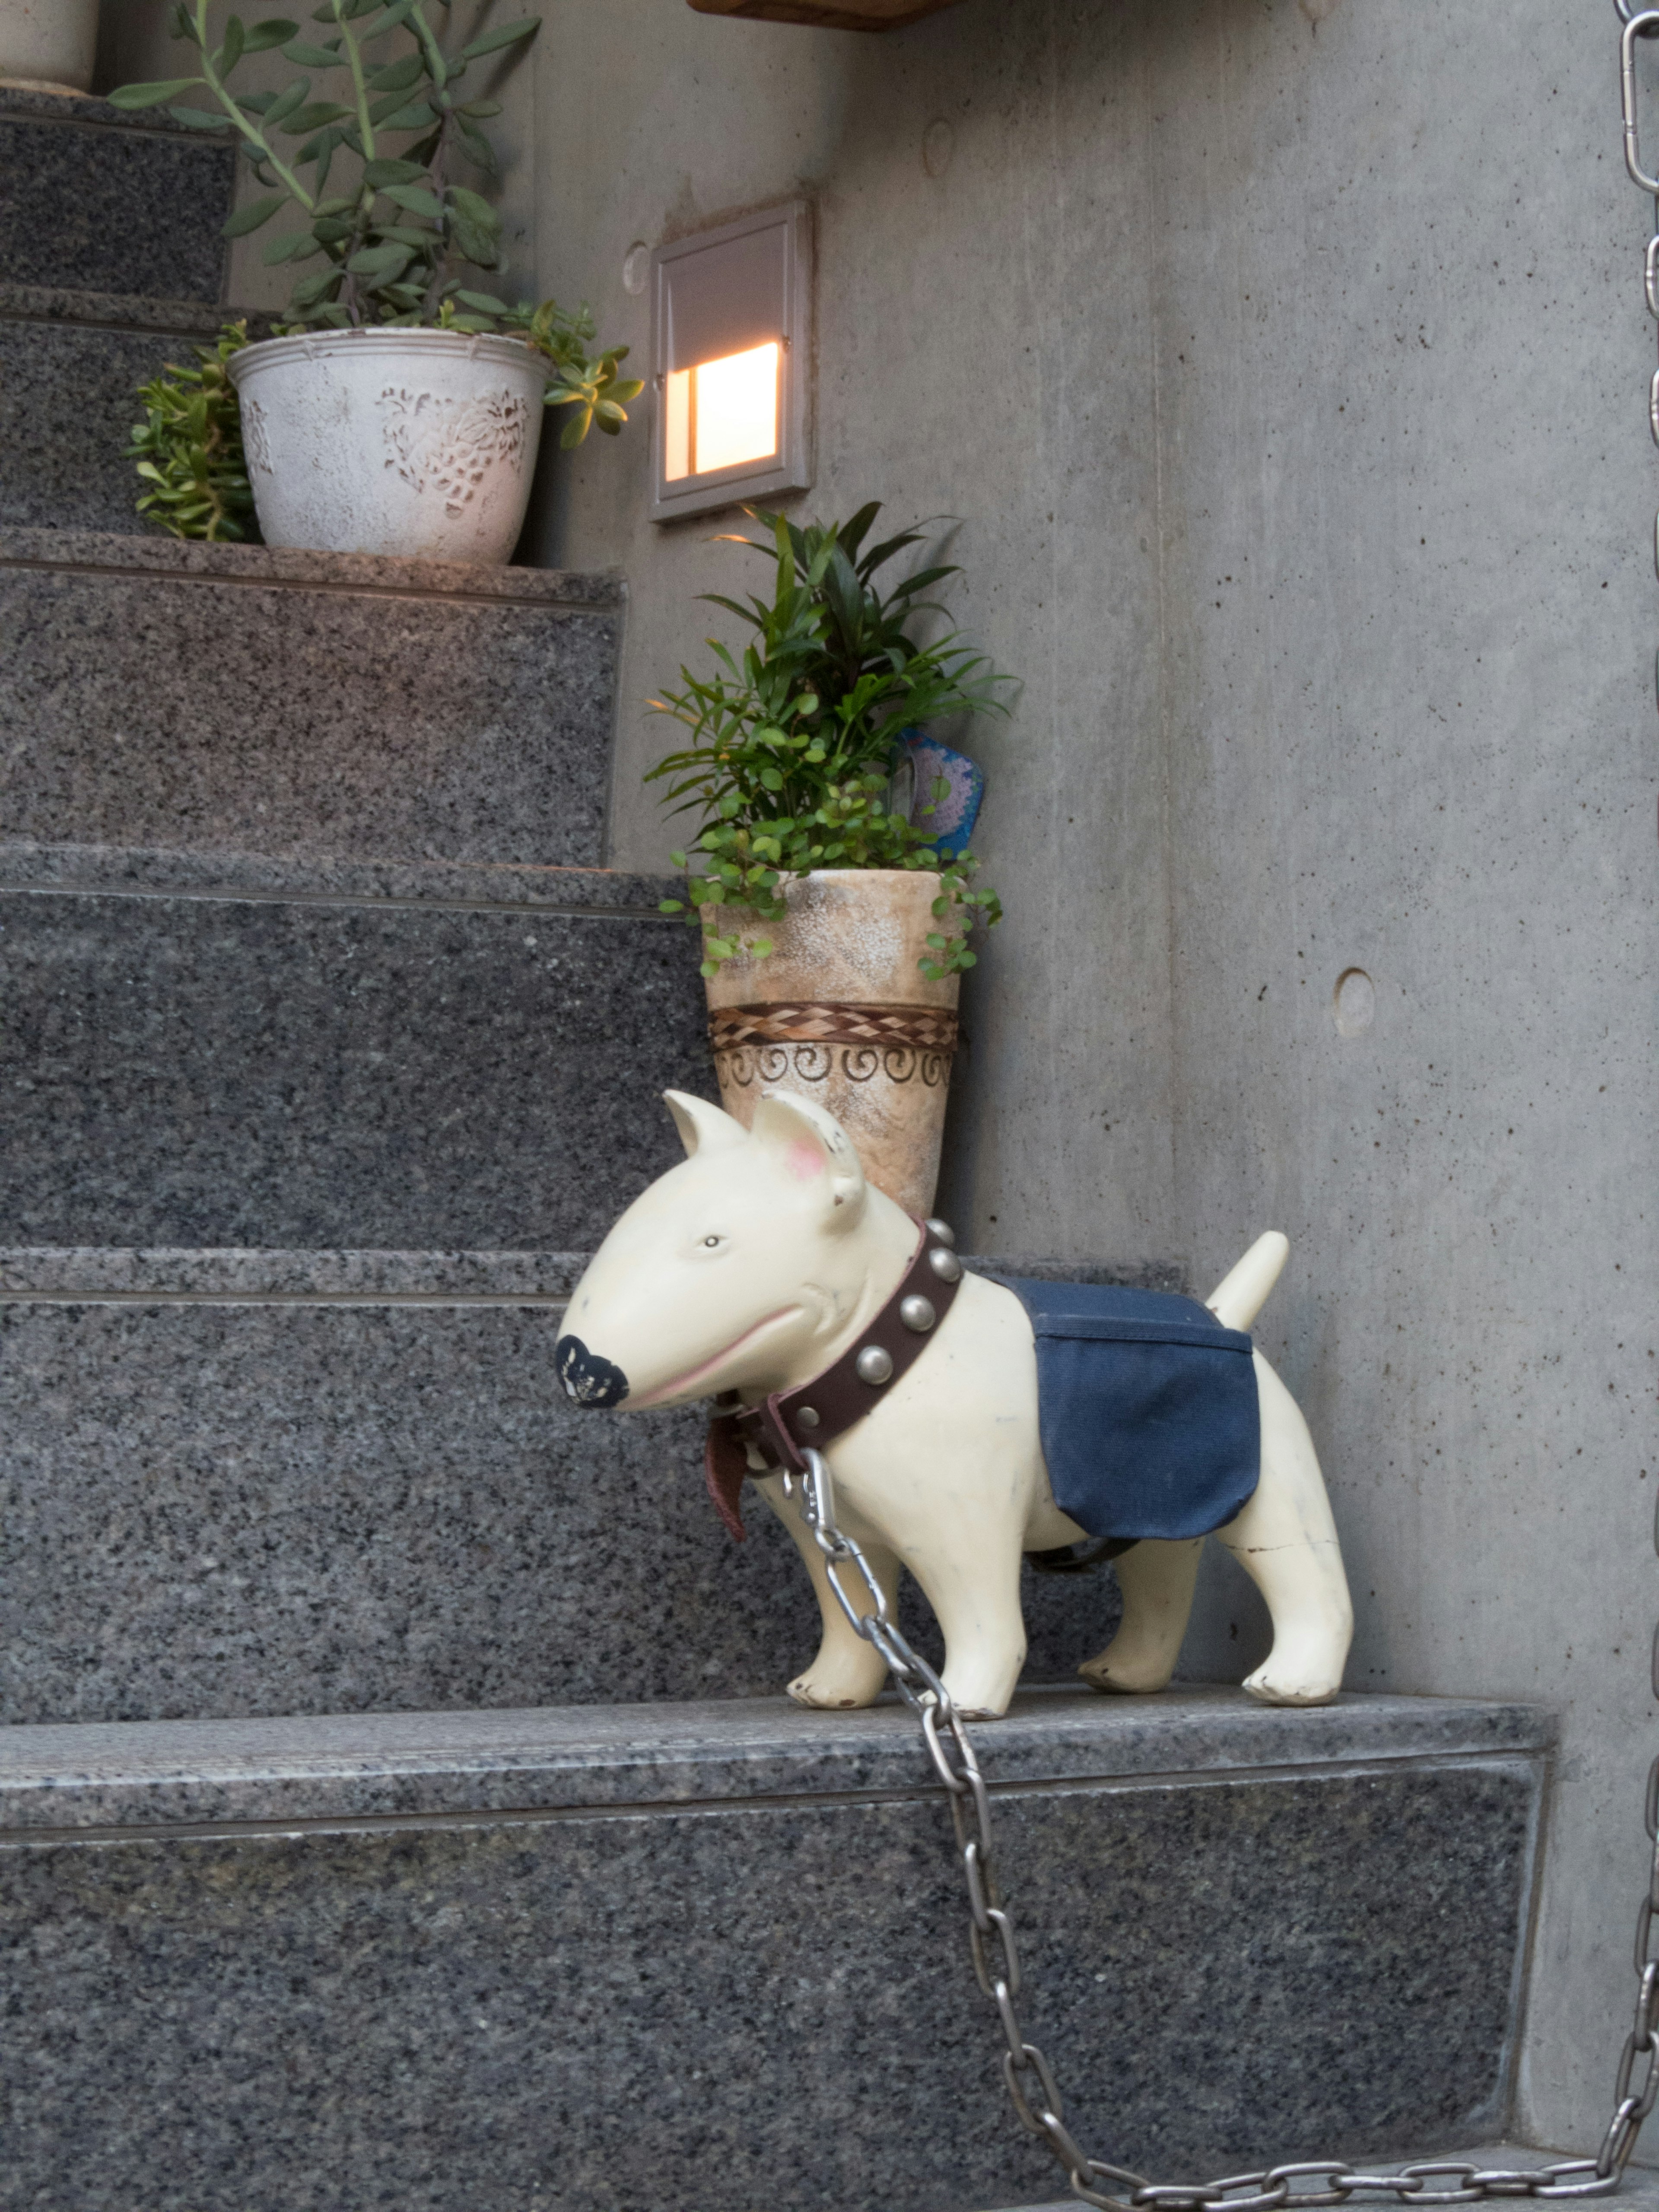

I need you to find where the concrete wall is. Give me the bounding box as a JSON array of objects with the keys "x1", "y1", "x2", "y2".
[
  {"x1": 91, "y1": 0, "x2": 1659, "y2": 2164},
  {"x1": 534, "y1": 0, "x2": 1659, "y2": 2161}
]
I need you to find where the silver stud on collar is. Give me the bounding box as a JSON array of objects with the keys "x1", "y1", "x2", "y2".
[
  {"x1": 928, "y1": 1246, "x2": 963, "y2": 1284},
  {"x1": 899, "y1": 1294, "x2": 937, "y2": 1333},
  {"x1": 855, "y1": 1344, "x2": 895, "y2": 1386},
  {"x1": 925, "y1": 1217, "x2": 956, "y2": 1248},
  {"x1": 795, "y1": 1405, "x2": 820, "y2": 1429}
]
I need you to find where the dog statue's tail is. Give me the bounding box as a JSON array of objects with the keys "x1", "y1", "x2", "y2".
[{"x1": 1205, "y1": 1231, "x2": 1289, "y2": 1333}]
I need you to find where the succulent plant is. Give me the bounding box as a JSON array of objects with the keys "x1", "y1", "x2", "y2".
[{"x1": 111, "y1": 3, "x2": 642, "y2": 445}]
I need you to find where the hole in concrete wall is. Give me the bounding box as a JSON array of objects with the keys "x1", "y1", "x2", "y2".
[
  {"x1": 923, "y1": 120, "x2": 955, "y2": 178},
  {"x1": 623, "y1": 242, "x2": 651, "y2": 297},
  {"x1": 1333, "y1": 968, "x2": 1376, "y2": 1038}
]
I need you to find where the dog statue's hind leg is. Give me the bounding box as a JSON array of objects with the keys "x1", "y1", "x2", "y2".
[
  {"x1": 1078, "y1": 1539, "x2": 1202, "y2": 1694},
  {"x1": 1215, "y1": 1353, "x2": 1353, "y2": 1705}
]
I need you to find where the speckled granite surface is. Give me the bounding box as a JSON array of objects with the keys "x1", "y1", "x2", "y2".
[
  {"x1": 0, "y1": 1685, "x2": 1553, "y2": 1829},
  {"x1": 0, "y1": 1254, "x2": 1144, "y2": 1722},
  {"x1": 0, "y1": 293, "x2": 264, "y2": 533},
  {"x1": 0, "y1": 90, "x2": 235, "y2": 301},
  {"x1": 0, "y1": 91, "x2": 234, "y2": 303},
  {"x1": 0, "y1": 838, "x2": 672, "y2": 912},
  {"x1": 0, "y1": 887, "x2": 706, "y2": 1248},
  {"x1": 0, "y1": 1697, "x2": 1546, "y2": 2210},
  {"x1": 0, "y1": 532, "x2": 622, "y2": 864}
]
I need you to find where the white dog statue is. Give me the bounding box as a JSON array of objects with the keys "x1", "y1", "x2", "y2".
[{"x1": 556, "y1": 1087, "x2": 1354, "y2": 1719}]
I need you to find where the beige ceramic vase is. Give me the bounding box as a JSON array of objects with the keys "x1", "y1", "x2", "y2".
[{"x1": 702, "y1": 869, "x2": 960, "y2": 1218}]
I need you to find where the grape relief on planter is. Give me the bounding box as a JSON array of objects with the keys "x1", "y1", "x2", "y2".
[{"x1": 378, "y1": 384, "x2": 533, "y2": 512}]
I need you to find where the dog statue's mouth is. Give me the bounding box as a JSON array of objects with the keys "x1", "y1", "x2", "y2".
[{"x1": 625, "y1": 1306, "x2": 806, "y2": 1408}]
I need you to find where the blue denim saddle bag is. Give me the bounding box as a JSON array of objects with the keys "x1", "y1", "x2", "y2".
[{"x1": 998, "y1": 1278, "x2": 1261, "y2": 1544}]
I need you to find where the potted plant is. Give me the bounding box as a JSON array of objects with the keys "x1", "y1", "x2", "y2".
[
  {"x1": 0, "y1": 0, "x2": 99, "y2": 93},
  {"x1": 648, "y1": 504, "x2": 1014, "y2": 1217},
  {"x1": 111, "y1": 3, "x2": 642, "y2": 563}
]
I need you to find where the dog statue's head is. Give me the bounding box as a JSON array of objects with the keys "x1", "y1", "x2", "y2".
[{"x1": 555, "y1": 1089, "x2": 907, "y2": 1411}]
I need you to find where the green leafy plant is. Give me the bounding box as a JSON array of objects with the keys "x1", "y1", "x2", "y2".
[
  {"x1": 127, "y1": 320, "x2": 260, "y2": 541},
  {"x1": 110, "y1": 4, "x2": 642, "y2": 446},
  {"x1": 647, "y1": 504, "x2": 1015, "y2": 981}
]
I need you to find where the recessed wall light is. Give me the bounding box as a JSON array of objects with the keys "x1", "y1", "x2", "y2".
[{"x1": 649, "y1": 203, "x2": 812, "y2": 523}]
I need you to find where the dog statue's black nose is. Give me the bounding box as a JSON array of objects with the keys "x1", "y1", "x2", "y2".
[{"x1": 554, "y1": 1334, "x2": 629, "y2": 1408}]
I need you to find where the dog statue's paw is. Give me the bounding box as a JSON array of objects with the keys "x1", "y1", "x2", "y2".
[
  {"x1": 786, "y1": 1663, "x2": 883, "y2": 1711},
  {"x1": 1078, "y1": 1651, "x2": 1174, "y2": 1696},
  {"x1": 1242, "y1": 1661, "x2": 1341, "y2": 1707}
]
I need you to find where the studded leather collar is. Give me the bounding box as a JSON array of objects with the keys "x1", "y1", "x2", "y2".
[{"x1": 703, "y1": 1218, "x2": 966, "y2": 1540}]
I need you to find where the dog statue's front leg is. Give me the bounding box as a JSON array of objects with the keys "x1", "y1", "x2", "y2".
[{"x1": 756, "y1": 1473, "x2": 899, "y2": 1710}]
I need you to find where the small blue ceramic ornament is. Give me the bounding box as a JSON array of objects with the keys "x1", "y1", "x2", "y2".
[{"x1": 903, "y1": 729, "x2": 984, "y2": 858}]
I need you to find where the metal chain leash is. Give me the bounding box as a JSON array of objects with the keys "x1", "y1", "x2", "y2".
[{"x1": 789, "y1": 1407, "x2": 1646, "y2": 2206}]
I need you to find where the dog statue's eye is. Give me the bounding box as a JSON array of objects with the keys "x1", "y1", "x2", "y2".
[{"x1": 701, "y1": 1234, "x2": 725, "y2": 1249}]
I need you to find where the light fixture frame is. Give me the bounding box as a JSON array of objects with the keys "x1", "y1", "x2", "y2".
[{"x1": 648, "y1": 200, "x2": 813, "y2": 524}]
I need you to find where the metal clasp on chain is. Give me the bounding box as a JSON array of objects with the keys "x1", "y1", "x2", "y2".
[{"x1": 1622, "y1": 12, "x2": 1659, "y2": 193}]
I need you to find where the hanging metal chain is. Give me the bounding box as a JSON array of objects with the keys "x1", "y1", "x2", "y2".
[{"x1": 790, "y1": 1430, "x2": 1639, "y2": 2206}]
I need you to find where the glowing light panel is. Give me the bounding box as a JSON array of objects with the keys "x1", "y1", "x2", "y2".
[{"x1": 663, "y1": 342, "x2": 780, "y2": 483}]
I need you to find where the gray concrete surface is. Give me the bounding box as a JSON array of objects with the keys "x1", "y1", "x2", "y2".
[{"x1": 509, "y1": 0, "x2": 1659, "y2": 2161}]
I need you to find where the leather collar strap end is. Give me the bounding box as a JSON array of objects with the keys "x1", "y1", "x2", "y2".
[{"x1": 704, "y1": 1220, "x2": 964, "y2": 1540}]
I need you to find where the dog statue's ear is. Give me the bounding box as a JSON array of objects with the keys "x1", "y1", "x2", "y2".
[
  {"x1": 664, "y1": 1090, "x2": 746, "y2": 1160},
  {"x1": 751, "y1": 1088, "x2": 867, "y2": 1230}
]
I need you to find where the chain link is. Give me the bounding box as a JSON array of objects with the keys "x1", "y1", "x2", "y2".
[{"x1": 791, "y1": 1427, "x2": 1646, "y2": 2208}]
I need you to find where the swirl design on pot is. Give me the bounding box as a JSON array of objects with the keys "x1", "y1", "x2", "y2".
[{"x1": 710, "y1": 1003, "x2": 959, "y2": 1091}]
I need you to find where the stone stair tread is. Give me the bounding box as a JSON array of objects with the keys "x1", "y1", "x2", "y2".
[
  {"x1": 0, "y1": 1244, "x2": 594, "y2": 1300},
  {"x1": 1, "y1": 532, "x2": 624, "y2": 864},
  {"x1": 0, "y1": 523, "x2": 623, "y2": 606},
  {"x1": 0, "y1": 1687, "x2": 1554, "y2": 1834},
  {"x1": 0, "y1": 89, "x2": 235, "y2": 304},
  {"x1": 0, "y1": 838, "x2": 676, "y2": 913},
  {"x1": 0, "y1": 85, "x2": 228, "y2": 133},
  {"x1": 0, "y1": 1687, "x2": 1551, "y2": 2206},
  {"x1": 0, "y1": 282, "x2": 266, "y2": 336}
]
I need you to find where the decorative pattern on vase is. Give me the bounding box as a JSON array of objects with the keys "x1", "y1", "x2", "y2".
[
  {"x1": 709, "y1": 1001, "x2": 959, "y2": 1092},
  {"x1": 378, "y1": 387, "x2": 533, "y2": 516},
  {"x1": 239, "y1": 394, "x2": 274, "y2": 477}
]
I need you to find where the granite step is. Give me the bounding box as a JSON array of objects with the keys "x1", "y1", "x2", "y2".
[
  {"x1": 0, "y1": 1688, "x2": 1552, "y2": 2212},
  {"x1": 0, "y1": 1246, "x2": 1168, "y2": 1727},
  {"x1": 0, "y1": 88, "x2": 235, "y2": 304},
  {"x1": 0, "y1": 845, "x2": 707, "y2": 1249},
  {"x1": 0, "y1": 286, "x2": 269, "y2": 534},
  {"x1": 0, "y1": 533, "x2": 622, "y2": 867}
]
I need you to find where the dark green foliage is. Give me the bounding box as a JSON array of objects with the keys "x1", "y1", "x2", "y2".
[
  {"x1": 110, "y1": 5, "x2": 642, "y2": 440},
  {"x1": 127, "y1": 321, "x2": 260, "y2": 542},
  {"x1": 647, "y1": 505, "x2": 1015, "y2": 980}
]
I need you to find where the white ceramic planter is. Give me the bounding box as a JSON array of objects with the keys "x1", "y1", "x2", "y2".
[
  {"x1": 702, "y1": 869, "x2": 961, "y2": 1218},
  {"x1": 0, "y1": 0, "x2": 99, "y2": 91},
  {"x1": 227, "y1": 328, "x2": 548, "y2": 564}
]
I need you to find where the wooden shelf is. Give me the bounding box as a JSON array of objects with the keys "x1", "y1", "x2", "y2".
[{"x1": 688, "y1": 0, "x2": 963, "y2": 30}]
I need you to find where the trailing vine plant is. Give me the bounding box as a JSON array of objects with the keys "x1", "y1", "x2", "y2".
[
  {"x1": 648, "y1": 505, "x2": 1015, "y2": 981},
  {"x1": 127, "y1": 321, "x2": 259, "y2": 542},
  {"x1": 111, "y1": 3, "x2": 643, "y2": 448}
]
